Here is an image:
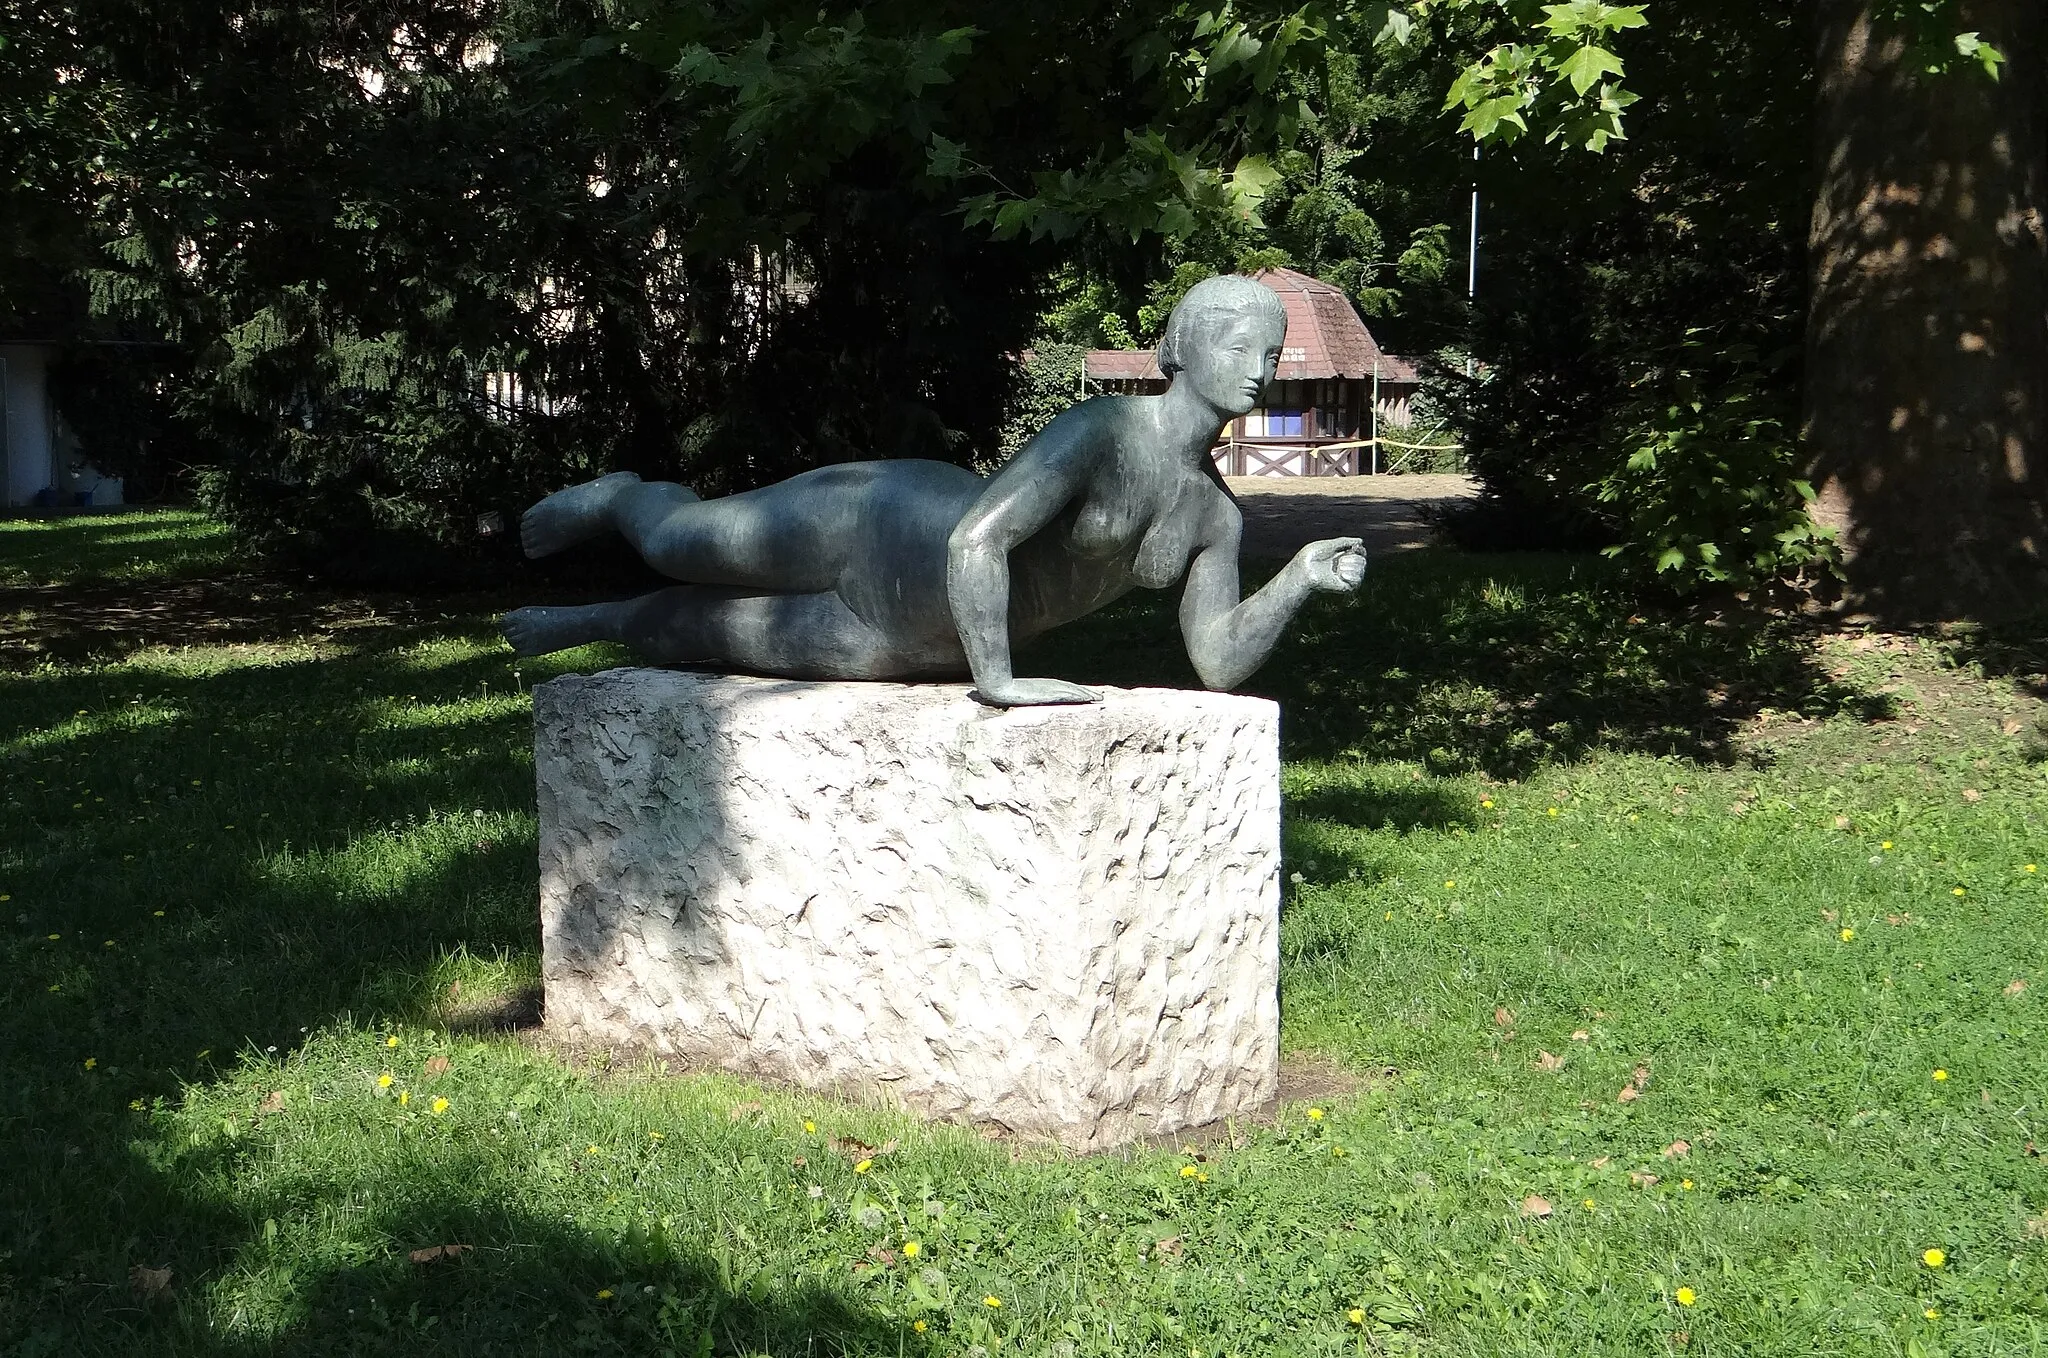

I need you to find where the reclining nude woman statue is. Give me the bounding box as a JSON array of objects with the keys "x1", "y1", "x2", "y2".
[{"x1": 501, "y1": 274, "x2": 1367, "y2": 707}]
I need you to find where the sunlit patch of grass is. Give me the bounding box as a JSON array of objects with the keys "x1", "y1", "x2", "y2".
[{"x1": 0, "y1": 509, "x2": 236, "y2": 585}]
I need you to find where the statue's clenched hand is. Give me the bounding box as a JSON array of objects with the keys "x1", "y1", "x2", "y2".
[
  {"x1": 1296, "y1": 537, "x2": 1369, "y2": 592},
  {"x1": 969, "y1": 677, "x2": 1103, "y2": 708}
]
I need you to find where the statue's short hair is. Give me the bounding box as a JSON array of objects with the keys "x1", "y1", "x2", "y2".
[{"x1": 1156, "y1": 275, "x2": 1288, "y2": 377}]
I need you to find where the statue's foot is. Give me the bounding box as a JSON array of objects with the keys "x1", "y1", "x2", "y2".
[
  {"x1": 520, "y1": 471, "x2": 644, "y2": 559},
  {"x1": 501, "y1": 605, "x2": 616, "y2": 656}
]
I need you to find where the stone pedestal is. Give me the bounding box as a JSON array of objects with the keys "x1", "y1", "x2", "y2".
[{"x1": 534, "y1": 668, "x2": 1280, "y2": 1149}]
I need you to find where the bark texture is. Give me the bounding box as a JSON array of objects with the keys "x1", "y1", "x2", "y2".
[{"x1": 1806, "y1": 0, "x2": 2048, "y2": 621}]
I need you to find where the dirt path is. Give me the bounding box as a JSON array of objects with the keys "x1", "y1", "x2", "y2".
[{"x1": 1227, "y1": 473, "x2": 1476, "y2": 560}]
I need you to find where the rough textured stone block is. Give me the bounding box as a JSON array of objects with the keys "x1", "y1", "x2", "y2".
[{"x1": 534, "y1": 668, "x2": 1280, "y2": 1149}]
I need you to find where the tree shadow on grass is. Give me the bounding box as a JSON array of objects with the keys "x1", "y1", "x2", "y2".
[
  {"x1": 0, "y1": 607, "x2": 975, "y2": 1355},
  {"x1": 1023, "y1": 549, "x2": 1892, "y2": 780}
]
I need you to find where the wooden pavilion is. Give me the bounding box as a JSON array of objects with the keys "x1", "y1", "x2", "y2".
[{"x1": 1084, "y1": 267, "x2": 1422, "y2": 476}]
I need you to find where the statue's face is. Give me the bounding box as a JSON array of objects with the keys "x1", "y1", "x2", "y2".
[{"x1": 1180, "y1": 310, "x2": 1285, "y2": 417}]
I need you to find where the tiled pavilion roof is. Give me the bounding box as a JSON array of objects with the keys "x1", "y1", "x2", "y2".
[{"x1": 1084, "y1": 268, "x2": 1419, "y2": 384}]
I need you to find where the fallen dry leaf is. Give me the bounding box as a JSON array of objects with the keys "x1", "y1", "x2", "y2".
[
  {"x1": 831, "y1": 1136, "x2": 875, "y2": 1158},
  {"x1": 1663, "y1": 1140, "x2": 1692, "y2": 1159},
  {"x1": 1632, "y1": 1064, "x2": 1652, "y2": 1091},
  {"x1": 129, "y1": 1264, "x2": 173, "y2": 1299},
  {"x1": 1520, "y1": 1194, "x2": 1553, "y2": 1218},
  {"x1": 1617, "y1": 1086, "x2": 1641, "y2": 1103},
  {"x1": 1570, "y1": 1029, "x2": 1590, "y2": 1042},
  {"x1": 424, "y1": 1055, "x2": 450, "y2": 1078},
  {"x1": 1821, "y1": 908, "x2": 1839, "y2": 923},
  {"x1": 2005, "y1": 978, "x2": 2028, "y2": 997},
  {"x1": 447, "y1": 979, "x2": 462, "y2": 1000},
  {"x1": 1962, "y1": 788, "x2": 1982, "y2": 802},
  {"x1": 257, "y1": 1091, "x2": 284, "y2": 1115},
  {"x1": 1671, "y1": 1329, "x2": 1691, "y2": 1348},
  {"x1": 1629, "y1": 1171, "x2": 1661, "y2": 1188},
  {"x1": 1589, "y1": 1155, "x2": 1612, "y2": 1169},
  {"x1": 728, "y1": 1100, "x2": 763, "y2": 1120},
  {"x1": 791, "y1": 1155, "x2": 806, "y2": 1167},
  {"x1": 1886, "y1": 913, "x2": 1913, "y2": 926},
  {"x1": 866, "y1": 1244, "x2": 898, "y2": 1266},
  {"x1": 409, "y1": 1244, "x2": 471, "y2": 1265},
  {"x1": 1834, "y1": 815, "x2": 1852, "y2": 830},
  {"x1": 1152, "y1": 1235, "x2": 1184, "y2": 1260},
  {"x1": 2004, "y1": 718, "x2": 2025, "y2": 736},
  {"x1": 1534, "y1": 1050, "x2": 1564, "y2": 1073},
  {"x1": 2026, "y1": 1214, "x2": 2048, "y2": 1242},
  {"x1": 1494, "y1": 1006, "x2": 1514, "y2": 1028}
]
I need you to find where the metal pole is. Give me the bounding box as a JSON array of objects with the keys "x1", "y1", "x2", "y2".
[{"x1": 1468, "y1": 144, "x2": 1480, "y2": 300}]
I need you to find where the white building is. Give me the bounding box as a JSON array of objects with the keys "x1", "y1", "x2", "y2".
[{"x1": 1, "y1": 341, "x2": 123, "y2": 507}]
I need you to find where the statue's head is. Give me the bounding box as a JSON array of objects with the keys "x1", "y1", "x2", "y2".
[{"x1": 1156, "y1": 275, "x2": 1288, "y2": 418}]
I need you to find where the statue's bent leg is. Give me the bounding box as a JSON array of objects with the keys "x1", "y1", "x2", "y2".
[{"x1": 521, "y1": 472, "x2": 683, "y2": 559}]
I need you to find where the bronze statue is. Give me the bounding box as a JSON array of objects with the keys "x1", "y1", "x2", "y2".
[{"x1": 502, "y1": 274, "x2": 1367, "y2": 706}]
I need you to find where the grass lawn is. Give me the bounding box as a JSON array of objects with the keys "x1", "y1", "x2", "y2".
[{"x1": 4, "y1": 510, "x2": 2047, "y2": 1356}]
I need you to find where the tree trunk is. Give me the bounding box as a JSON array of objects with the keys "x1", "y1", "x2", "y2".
[{"x1": 1806, "y1": 0, "x2": 2048, "y2": 622}]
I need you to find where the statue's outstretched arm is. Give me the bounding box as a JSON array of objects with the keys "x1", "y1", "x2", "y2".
[
  {"x1": 946, "y1": 433, "x2": 1098, "y2": 707},
  {"x1": 1179, "y1": 502, "x2": 1368, "y2": 691}
]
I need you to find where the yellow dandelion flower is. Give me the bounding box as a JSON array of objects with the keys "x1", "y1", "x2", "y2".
[
  {"x1": 804, "y1": 1119, "x2": 817, "y2": 1134},
  {"x1": 1582, "y1": 1198, "x2": 1596, "y2": 1210},
  {"x1": 1933, "y1": 1069, "x2": 1949, "y2": 1081},
  {"x1": 1881, "y1": 841, "x2": 1893, "y2": 850},
  {"x1": 2027, "y1": 864, "x2": 2038, "y2": 873},
  {"x1": 1841, "y1": 927, "x2": 1855, "y2": 941},
  {"x1": 912, "y1": 1319, "x2": 927, "y2": 1332},
  {"x1": 980, "y1": 1294, "x2": 1002, "y2": 1310},
  {"x1": 398, "y1": 1089, "x2": 410, "y2": 1106},
  {"x1": 587, "y1": 1145, "x2": 600, "y2": 1155},
  {"x1": 385, "y1": 1035, "x2": 400, "y2": 1048},
  {"x1": 1383, "y1": 910, "x2": 1393, "y2": 920},
  {"x1": 1923, "y1": 1248, "x2": 1946, "y2": 1268},
  {"x1": 1197, "y1": 1171, "x2": 1210, "y2": 1182},
  {"x1": 1681, "y1": 1179, "x2": 1694, "y2": 1190},
  {"x1": 1953, "y1": 887, "x2": 1966, "y2": 897},
  {"x1": 377, "y1": 1073, "x2": 394, "y2": 1089},
  {"x1": 1547, "y1": 807, "x2": 1559, "y2": 816},
  {"x1": 1924, "y1": 1307, "x2": 1941, "y2": 1319},
  {"x1": 1346, "y1": 1308, "x2": 1365, "y2": 1325},
  {"x1": 854, "y1": 1158, "x2": 873, "y2": 1174},
  {"x1": 129, "y1": 1098, "x2": 144, "y2": 1111},
  {"x1": 902, "y1": 1240, "x2": 920, "y2": 1259},
  {"x1": 1307, "y1": 1107, "x2": 1325, "y2": 1121},
  {"x1": 648, "y1": 1131, "x2": 663, "y2": 1141},
  {"x1": 1675, "y1": 1287, "x2": 1696, "y2": 1307},
  {"x1": 83, "y1": 1057, "x2": 96, "y2": 1070},
  {"x1": 596, "y1": 1288, "x2": 614, "y2": 1300},
  {"x1": 431, "y1": 1097, "x2": 449, "y2": 1116},
  {"x1": 1180, "y1": 1164, "x2": 1199, "y2": 1178},
  {"x1": 1481, "y1": 799, "x2": 1494, "y2": 809},
  {"x1": 1443, "y1": 880, "x2": 1456, "y2": 889}
]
